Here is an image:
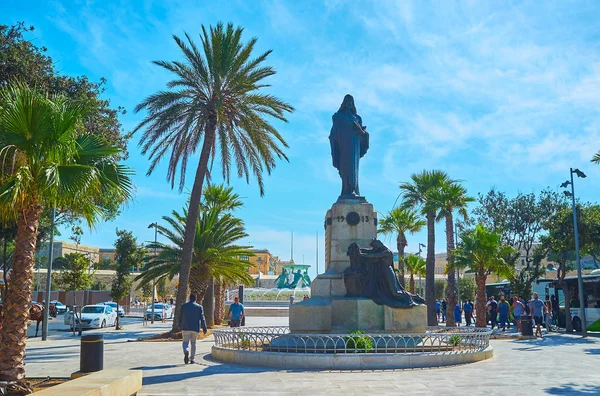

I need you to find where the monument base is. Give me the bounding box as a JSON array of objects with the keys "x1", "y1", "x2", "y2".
[{"x1": 290, "y1": 298, "x2": 426, "y2": 334}]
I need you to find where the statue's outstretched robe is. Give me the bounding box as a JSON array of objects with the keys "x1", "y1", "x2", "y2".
[{"x1": 345, "y1": 239, "x2": 426, "y2": 308}]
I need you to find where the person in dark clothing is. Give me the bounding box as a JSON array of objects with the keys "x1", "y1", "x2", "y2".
[
  {"x1": 463, "y1": 300, "x2": 473, "y2": 326},
  {"x1": 487, "y1": 296, "x2": 498, "y2": 329},
  {"x1": 178, "y1": 293, "x2": 207, "y2": 364}
]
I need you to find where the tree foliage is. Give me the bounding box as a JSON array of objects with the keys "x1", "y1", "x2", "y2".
[{"x1": 58, "y1": 253, "x2": 94, "y2": 293}]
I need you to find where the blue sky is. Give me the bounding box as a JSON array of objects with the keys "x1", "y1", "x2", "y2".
[{"x1": 4, "y1": 1, "x2": 600, "y2": 277}]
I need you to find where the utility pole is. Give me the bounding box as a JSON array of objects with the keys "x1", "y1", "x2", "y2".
[
  {"x1": 291, "y1": 231, "x2": 294, "y2": 263},
  {"x1": 455, "y1": 221, "x2": 461, "y2": 307},
  {"x1": 316, "y1": 230, "x2": 319, "y2": 275},
  {"x1": 42, "y1": 207, "x2": 56, "y2": 341}
]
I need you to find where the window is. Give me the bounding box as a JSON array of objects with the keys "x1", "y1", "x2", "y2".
[
  {"x1": 240, "y1": 256, "x2": 249, "y2": 261},
  {"x1": 257, "y1": 257, "x2": 262, "y2": 262}
]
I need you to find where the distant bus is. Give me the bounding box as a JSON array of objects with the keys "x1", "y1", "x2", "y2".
[
  {"x1": 485, "y1": 279, "x2": 553, "y2": 302},
  {"x1": 550, "y1": 274, "x2": 600, "y2": 332}
]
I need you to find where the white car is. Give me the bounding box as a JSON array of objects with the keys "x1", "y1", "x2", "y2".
[
  {"x1": 102, "y1": 301, "x2": 125, "y2": 317},
  {"x1": 145, "y1": 303, "x2": 173, "y2": 321},
  {"x1": 64, "y1": 305, "x2": 117, "y2": 329}
]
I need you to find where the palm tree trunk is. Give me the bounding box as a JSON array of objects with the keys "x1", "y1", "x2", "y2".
[
  {"x1": 426, "y1": 211, "x2": 437, "y2": 326},
  {"x1": 189, "y1": 265, "x2": 211, "y2": 303},
  {"x1": 475, "y1": 267, "x2": 487, "y2": 328},
  {"x1": 204, "y1": 276, "x2": 215, "y2": 328},
  {"x1": 397, "y1": 233, "x2": 407, "y2": 287},
  {"x1": 0, "y1": 204, "x2": 43, "y2": 384},
  {"x1": 409, "y1": 274, "x2": 415, "y2": 294},
  {"x1": 214, "y1": 280, "x2": 225, "y2": 325},
  {"x1": 445, "y1": 213, "x2": 456, "y2": 327},
  {"x1": 171, "y1": 118, "x2": 217, "y2": 332}
]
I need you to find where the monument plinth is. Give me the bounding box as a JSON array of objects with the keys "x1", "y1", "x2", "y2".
[{"x1": 289, "y1": 94, "x2": 426, "y2": 334}]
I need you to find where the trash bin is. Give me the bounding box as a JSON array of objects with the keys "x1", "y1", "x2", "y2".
[
  {"x1": 520, "y1": 316, "x2": 533, "y2": 336},
  {"x1": 80, "y1": 334, "x2": 104, "y2": 373}
]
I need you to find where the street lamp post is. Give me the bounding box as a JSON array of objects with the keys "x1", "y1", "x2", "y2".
[
  {"x1": 41, "y1": 207, "x2": 56, "y2": 341},
  {"x1": 147, "y1": 223, "x2": 158, "y2": 324},
  {"x1": 418, "y1": 243, "x2": 426, "y2": 295},
  {"x1": 562, "y1": 168, "x2": 588, "y2": 337},
  {"x1": 455, "y1": 221, "x2": 461, "y2": 307}
]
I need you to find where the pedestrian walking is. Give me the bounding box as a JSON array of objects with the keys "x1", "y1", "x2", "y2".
[
  {"x1": 436, "y1": 300, "x2": 441, "y2": 322},
  {"x1": 441, "y1": 299, "x2": 447, "y2": 322},
  {"x1": 178, "y1": 293, "x2": 207, "y2": 365},
  {"x1": 487, "y1": 296, "x2": 498, "y2": 329},
  {"x1": 544, "y1": 295, "x2": 553, "y2": 331},
  {"x1": 528, "y1": 293, "x2": 545, "y2": 338},
  {"x1": 227, "y1": 296, "x2": 245, "y2": 328},
  {"x1": 497, "y1": 296, "x2": 510, "y2": 331},
  {"x1": 463, "y1": 300, "x2": 473, "y2": 326},
  {"x1": 512, "y1": 296, "x2": 525, "y2": 331},
  {"x1": 289, "y1": 295, "x2": 295, "y2": 305},
  {"x1": 454, "y1": 303, "x2": 462, "y2": 326}
]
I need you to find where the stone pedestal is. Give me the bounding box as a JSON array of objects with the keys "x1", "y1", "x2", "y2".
[{"x1": 290, "y1": 199, "x2": 426, "y2": 334}]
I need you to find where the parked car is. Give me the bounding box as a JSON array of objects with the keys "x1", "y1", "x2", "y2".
[
  {"x1": 50, "y1": 300, "x2": 67, "y2": 314},
  {"x1": 102, "y1": 301, "x2": 125, "y2": 317},
  {"x1": 145, "y1": 303, "x2": 173, "y2": 321},
  {"x1": 65, "y1": 304, "x2": 117, "y2": 330}
]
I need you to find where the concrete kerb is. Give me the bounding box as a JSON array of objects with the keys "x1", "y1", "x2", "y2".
[{"x1": 211, "y1": 345, "x2": 494, "y2": 370}]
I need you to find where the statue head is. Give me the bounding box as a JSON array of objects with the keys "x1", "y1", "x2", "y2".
[
  {"x1": 347, "y1": 242, "x2": 360, "y2": 256},
  {"x1": 338, "y1": 94, "x2": 357, "y2": 114},
  {"x1": 370, "y1": 238, "x2": 385, "y2": 250}
]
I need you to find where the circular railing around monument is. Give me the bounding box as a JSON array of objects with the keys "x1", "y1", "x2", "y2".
[{"x1": 212, "y1": 326, "x2": 492, "y2": 354}]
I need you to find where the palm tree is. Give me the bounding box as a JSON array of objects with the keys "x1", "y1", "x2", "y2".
[
  {"x1": 136, "y1": 207, "x2": 255, "y2": 328},
  {"x1": 453, "y1": 224, "x2": 515, "y2": 328},
  {"x1": 593, "y1": 151, "x2": 600, "y2": 164},
  {"x1": 430, "y1": 181, "x2": 474, "y2": 327},
  {"x1": 378, "y1": 206, "x2": 426, "y2": 287},
  {"x1": 400, "y1": 170, "x2": 453, "y2": 325},
  {"x1": 404, "y1": 254, "x2": 426, "y2": 294},
  {"x1": 0, "y1": 84, "x2": 132, "y2": 385},
  {"x1": 134, "y1": 23, "x2": 293, "y2": 331}
]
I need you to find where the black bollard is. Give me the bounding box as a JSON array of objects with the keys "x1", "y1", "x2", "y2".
[
  {"x1": 80, "y1": 334, "x2": 104, "y2": 372},
  {"x1": 520, "y1": 316, "x2": 533, "y2": 336}
]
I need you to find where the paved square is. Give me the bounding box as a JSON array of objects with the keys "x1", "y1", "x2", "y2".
[{"x1": 24, "y1": 317, "x2": 600, "y2": 395}]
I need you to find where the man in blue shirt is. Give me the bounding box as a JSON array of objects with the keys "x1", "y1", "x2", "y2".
[
  {"x1": 178, "y1": 293, "x2": 207, "y2": 364},
  {"x1": 228, "y1": 296, "x2": 245, "y2": 327},
  {"x1": 463, "y1": 300, "x2": 473, "y2": 326},
  {"x1": 497, "y1": 296, "x2": 510, "y2": 332}
]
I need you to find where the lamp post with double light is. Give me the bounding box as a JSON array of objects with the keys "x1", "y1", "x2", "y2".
[
  {"x1": 147, "y1": 222, "x2": 158, "y2": 324},
  {"x1": 561, "y1": 168, "x2": 588, "y2": 337}
]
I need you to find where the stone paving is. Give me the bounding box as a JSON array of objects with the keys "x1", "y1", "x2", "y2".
[{"x1": 24, "y1": 316, "x2": 600, "y2": 395}]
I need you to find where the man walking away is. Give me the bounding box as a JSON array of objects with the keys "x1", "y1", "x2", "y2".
[
  {"x1": 228, "y1": 296, "x2": 245, "y2": 328},
  {"x1": 529, "y1": 293, "x2": 545, "y2": 339},
  {"x1": 454, "y1": 303, "x2": 462, "y2": 326},
  {"x1": 463, "y1": 300, "x2": 473, "y2": 326},
  {"x1": 178, "y1": 293, "x2": 207, "y2": 364},
  {"x1": 436, "y1": 300, "x2": 441, "y2": 323},
  {"x1": 498, "y1": 296, "x2": 510, "y2": 331}
]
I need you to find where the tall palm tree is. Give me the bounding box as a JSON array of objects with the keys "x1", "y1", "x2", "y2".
[
  {"x1": 454, "y1": 224, "x2": 515, "y2": 328},
  {"x1": 430, "y1": 181, "x2": 474, "y2": 327},
  {"x1": 136, "y1": 207, "x2": 255, "y2": 328},
  {"x1": 400, "y1": 170, "x2": 453, "y2": 326},
  {"x1": 404, "y1": 254, "x2": 426, "y2": 294},
  {"x1": 0, "y1": 84, "x2": 132, "y2": 385},
  {"x1": 593, "y1": 151, "x2": 600, "y2": 164},
  {"x1": 378, "y1": 206, "x2": 426, "y2": 287},
  {"x1": 134, "y1": 23, "x2": 293, "y2": 331}
]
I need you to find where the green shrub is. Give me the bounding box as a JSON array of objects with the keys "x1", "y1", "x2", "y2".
[
  {"x1": 448, "y1": 335, "x2": 462, "y2": 346},
  {"x1": 346, "y1": 330, "x2": 373, "y2": 353}
]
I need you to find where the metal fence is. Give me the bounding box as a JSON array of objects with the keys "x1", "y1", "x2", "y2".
[{"x1": 212, "y1": 326, "x2": 492, "y2": 354}]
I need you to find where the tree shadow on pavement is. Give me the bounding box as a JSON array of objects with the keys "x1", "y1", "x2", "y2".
[
  {"x1": 512, "y1": 334, "x2": 596, "y2": 348},
  {"x1": 584, "y1": 348, "x2": 600, "y2": 355},
  {"x1": 545, "y1": 383, "x2": 600, "y2": 395}
]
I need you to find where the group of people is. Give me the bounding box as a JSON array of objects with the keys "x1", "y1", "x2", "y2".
[
  {"x1": 485, "y1": 292, "x2": 556, "y2": 337},
  {"x1": 436, "y1": 298, "x2": 475, "y2": 326},
  {"x1": 436, "y1": 292, "x2": 557, "y2": 337}
]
